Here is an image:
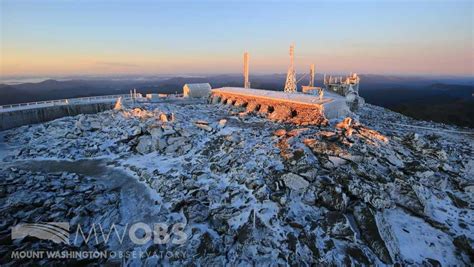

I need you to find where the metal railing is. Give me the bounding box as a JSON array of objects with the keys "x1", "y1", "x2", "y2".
[{"x1": 0, "y1": 94, "x2": 132, "y2": 111}]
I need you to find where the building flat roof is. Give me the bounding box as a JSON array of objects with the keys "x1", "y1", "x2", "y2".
[
  {"x1": 211, "y1": 87, "x2": 350, "y2": 119},
  {"x1": 212, "y1": 87, "x2": 341, "y2": 105}
]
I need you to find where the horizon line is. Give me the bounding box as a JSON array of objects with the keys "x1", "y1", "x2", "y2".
[{"x1": 2, "y1": 72, "x2": 474, "y2": 80}]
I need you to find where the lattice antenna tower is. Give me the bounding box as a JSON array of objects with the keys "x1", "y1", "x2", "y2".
[{"x1": 284, "y1": 44, "x2": 297, "y2": 93}]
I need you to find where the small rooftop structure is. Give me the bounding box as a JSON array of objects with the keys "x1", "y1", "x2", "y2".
[
  {"x1": 302, "y1": 86, "x2": 322, "y2": 95},
  {"x1": 323, "y1": 73, "x2": 364, "y2": 111},
  {"x1": 324, "y1": 73, "x2": 360, "y2": 96},
  {"x1": 146, "y1": 93, "x2": 167, "y2": 102},
  {"x1": 183, "y1": 83, "x2": 211, "y2": 98}
]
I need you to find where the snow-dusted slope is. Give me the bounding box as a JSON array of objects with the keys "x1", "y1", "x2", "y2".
[{"x1": 1, "y1": 98, "x2": 473, "y2": 265}]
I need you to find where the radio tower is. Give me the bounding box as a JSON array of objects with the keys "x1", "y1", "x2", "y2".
[
  {"x1": 284, "y1": 44, "x2": 297, "y2": 93},
  {"x1": 243, "y1": 52, "x2": 250, "y2": 88}
]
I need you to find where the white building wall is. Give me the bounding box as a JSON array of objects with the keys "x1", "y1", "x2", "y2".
[{"x1": 183, "y1": 83, "x2": 211, "y2": 98}]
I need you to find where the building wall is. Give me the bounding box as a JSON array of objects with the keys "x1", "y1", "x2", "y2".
[{"x1": 183, "y1": 85, "x2": 211, "y2": 98}]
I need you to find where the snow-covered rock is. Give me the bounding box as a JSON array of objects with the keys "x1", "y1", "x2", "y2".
[
  {"x1": 282, "y1": 173, "x2": 309, "y2": 191},
  {"x1": 1, "y1": 99, "x2": 472, "y2": 266},
  {"x1": 136, "y1": 136, "x2": 153, "y2": 154}
]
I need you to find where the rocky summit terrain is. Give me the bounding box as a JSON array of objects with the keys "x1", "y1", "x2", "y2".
[{"x1": 0, "y1": 98, "x2": 473, "y2": 266}]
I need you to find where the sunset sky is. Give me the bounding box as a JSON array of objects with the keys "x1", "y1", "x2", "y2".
[{"x1": 1, "y1": 0, "x2": 473, "y2": 77}]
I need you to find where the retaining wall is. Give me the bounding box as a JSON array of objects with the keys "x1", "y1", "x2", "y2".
[{"x1": 0, "y1": 102, "x2": 113, "y2": 130}]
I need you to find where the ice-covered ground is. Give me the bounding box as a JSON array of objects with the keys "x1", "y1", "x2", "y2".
[{"x1": 1, "y1": 98, "x2": 473, "y2": 265}]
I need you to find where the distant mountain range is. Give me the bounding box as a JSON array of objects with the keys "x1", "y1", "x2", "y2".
[
  {"x1": 360, "y1": 83, "x2": 473, "y2": 128},
  {"x1": 1, "y1": 74, "x2": 473, "y2": 127}
]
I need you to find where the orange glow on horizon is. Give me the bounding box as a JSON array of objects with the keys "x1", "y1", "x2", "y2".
[{"x1": 1, "y1": 42, "x2": 473, "y2": 76}]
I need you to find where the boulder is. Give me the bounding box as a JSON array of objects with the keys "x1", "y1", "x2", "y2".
[
  {"x1": 234, "y1": 99, "x2": 246, "y2": 107},
  {"x1": 336, "y1": 117, "x2": 354, "y2": 137},
  {"x1": 246, "y1": 102, "x2": 259, "y2": 113},
  {"x1": 131, "y1": 126, "x2": 142, "y2": 136},
  {"x1": 136, "y1": 136, "x2": 153, "y2": 154},
  {"x1": 274, "y1": 129, "x2": 287, "y2": 137},
  {"x1": 282, "y1": 173, "x2": 309, "y2": 191},
  {"x1": 90, "y1": 121, "x2": 101, "y2": 130},
  {"x1": 167, "y1": 137, "x2": 186, "y2": 146},
  {"x1": 161, "y1": 125, "x2": 176, "y2": 136},
  {"x1": 268, "y1": 105, "x2": 292, "y2": 121},
  {"x1": 259, "y1": 104, "x2": 269, "y2": 114},
  {"x1": 195, "y1": 121, "x2": 213, "y2": 132},
  {"x1": 159, "y1": 113, "x2": 168, "y2": 122},
  {"x1": 113, "y1": 97, "x2": 123, "y2": 110},
  {"x1": 218, "y1": 119, "x2": 227, "y2": 128},
  {"x1": 353, "y1": 204, "x2": 392, "y2": 264},
  {"x1": 211, "y1": 96, "x2": 221, "y2": 104},
  {"x1": 150, "y1": 127, "x2": 163, "y2": 139},
  {"x1": 165, "y1": 143, "x2": 180, "y2": 154},
  {"x1": 324, "y1": 156, "x2": 348, "y2": 168},
  {"x1": 156, "y1": 138, "x2": 167, "y2": 151}
]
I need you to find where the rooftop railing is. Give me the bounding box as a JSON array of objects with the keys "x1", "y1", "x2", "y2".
[{"x1": 0, "y1": 94, "x2": 132, "y2": 112}]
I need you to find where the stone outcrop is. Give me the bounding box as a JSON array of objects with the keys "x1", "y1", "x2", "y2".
[
  {"x1": 282, "y1": 173, "x2": 309, "y2": 191},
  {"x1": 113, "y1": 97, "x2": 123, "y2": 110},
  {"x1": 2, "y1": 98, "x2": 472, "y2": 266}
]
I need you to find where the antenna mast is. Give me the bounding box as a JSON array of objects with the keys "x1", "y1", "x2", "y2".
[
  {"x1": 284, "y1": 44, "x2": 297, "y2": 93},
  {"x1": 243, "y1": 52, "x2": 250, "y2": 88},
  {"x1": 309, "y1": 64, "x2": 315, "y2": 87}
]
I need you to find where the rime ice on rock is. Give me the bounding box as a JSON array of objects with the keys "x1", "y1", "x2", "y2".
[
  {"x1": 113, "y1": 97, "x2": 123, "y2": 110},
  {"x1": 282, "y1": 173, "x2": 309, "y2": 191},
  {"x1": 2, "y1": 96, "x2": 473, "y2": 266}
]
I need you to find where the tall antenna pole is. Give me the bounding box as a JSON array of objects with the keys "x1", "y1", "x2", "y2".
[
  {"x1": 309, "y1": 64, "x2": 315, "y2": 87},
  {"x1": 243, "y1": 52, "x2": 250, "y2": 88},
  {"x1": 284, "y1": 44, "x2": 297, "y2": 93}
]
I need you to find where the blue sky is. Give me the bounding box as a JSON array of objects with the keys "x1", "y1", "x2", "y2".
[{"x1": 1, "y1": 0, "x2": 473, "y2": 76}]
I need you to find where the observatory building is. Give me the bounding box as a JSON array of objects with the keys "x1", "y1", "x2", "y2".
[
  {"x1": 323, "y1": 73, "x2": 364, "y2": 111},
  {"x1": 324, "y1": 73, "x2": 360, "y2": 96},
  {"x1": 183, "y1": 83, "x2": 212, "y2": 98}
]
